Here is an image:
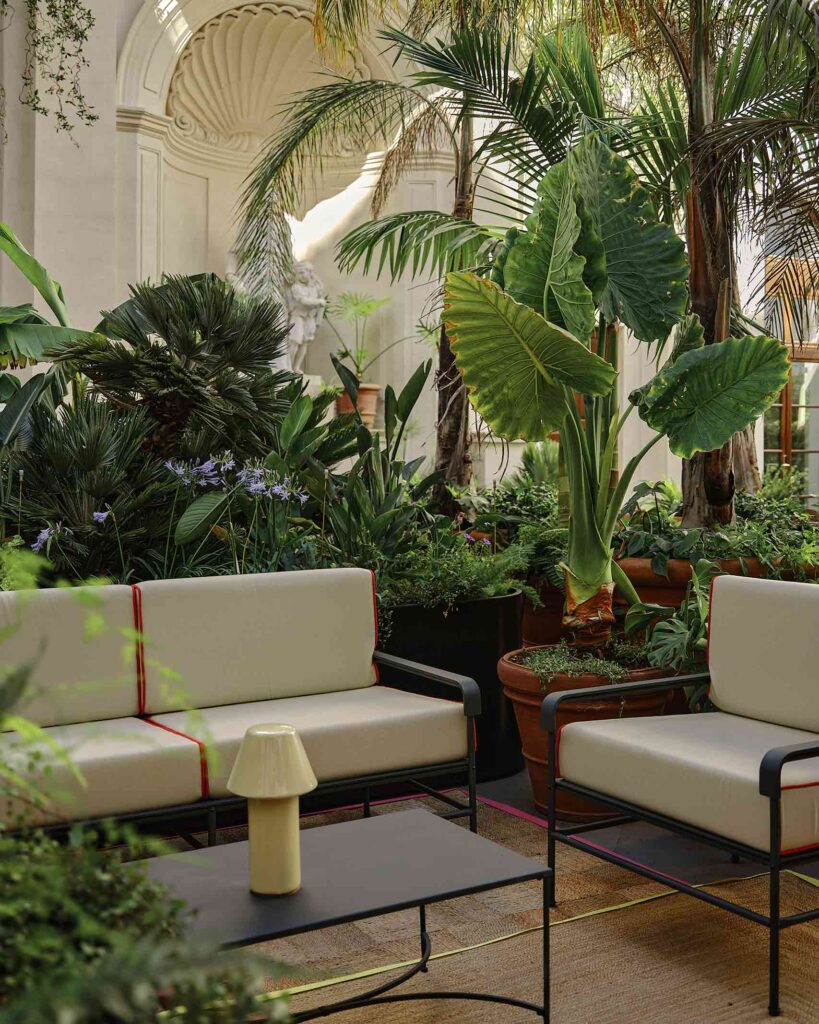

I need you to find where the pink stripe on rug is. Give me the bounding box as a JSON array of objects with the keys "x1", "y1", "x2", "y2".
[{"x1": 477, "y1": 794, "x2": 548, "y2": 828}]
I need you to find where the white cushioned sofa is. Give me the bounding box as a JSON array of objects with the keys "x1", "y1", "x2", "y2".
[
  {"x1": 541, "y1": 575, "x2": 819, "y2": 1016},
  {"x1": 1, "y1": 568, "x2": 480, "y2": 836}
]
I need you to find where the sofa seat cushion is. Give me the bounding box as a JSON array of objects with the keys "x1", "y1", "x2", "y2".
[
  {"x1": 559, "y1": 712, "x2": 819, "y2": 853},
  {"x1": 0, "y1": 717, "x2": 203, "y2": 827},
  {"x1": 149, "y1": 686, "x2": 468, "y2": 798}
]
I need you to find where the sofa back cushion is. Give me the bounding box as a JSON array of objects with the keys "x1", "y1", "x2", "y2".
[
  {"x1": 138, "y1": 568, "x2": 378, "y2": 713},
  {"x1": 0, "y1": 584, "x2": 137, "y2": 728},
  {"x1": 708, "y1": 575, "x2": 819, "y2": 731}
]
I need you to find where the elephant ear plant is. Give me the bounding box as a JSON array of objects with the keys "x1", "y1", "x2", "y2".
[{"x1": 443, "y1": 134, "x2": 790, "y2": 645}]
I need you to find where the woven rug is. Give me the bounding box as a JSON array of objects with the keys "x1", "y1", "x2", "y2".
[{"x1": 188, "y1": 796, "x2": 819, "y2": 1022}]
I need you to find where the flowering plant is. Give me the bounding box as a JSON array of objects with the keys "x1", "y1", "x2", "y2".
[{"x1": 168, "y1": 453, "x2": 318, "y2": 575}]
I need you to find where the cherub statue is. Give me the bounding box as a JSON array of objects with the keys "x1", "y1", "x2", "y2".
[{"x1": 284, "y1": 261, "x2": 327, "y2": 372}]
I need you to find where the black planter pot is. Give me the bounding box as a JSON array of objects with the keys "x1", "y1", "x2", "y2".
[{"x1": 379, "y1": 591, "x2": 524, "y2": 782}]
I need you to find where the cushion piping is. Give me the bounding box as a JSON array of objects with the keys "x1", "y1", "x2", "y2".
[{"x1": 143, "y1": 716, "x2": 210, "y2": 798}]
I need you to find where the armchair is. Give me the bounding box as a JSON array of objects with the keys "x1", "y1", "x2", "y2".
[{"x1": 542, "y1": 575, "x2": 819, "y2": 1016}]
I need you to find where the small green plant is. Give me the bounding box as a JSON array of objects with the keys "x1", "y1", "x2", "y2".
[
  {"x1": 625, "y1": 558, "x2": 719, "y2": 708},
  {"x1": 519, "y1": 638, "x2": 650, "y2": 689},
  {"x1": 380, "y1": 528, "x2": 531, "y2": 614},
  {"x1": 326, "y1": 292, "x2": 390, "y2": 381}
]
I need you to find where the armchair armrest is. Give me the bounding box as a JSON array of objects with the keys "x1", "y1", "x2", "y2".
[
  {"x1": 373, "y1": 651, "x2": 481, "y2": 717},
  {"x1": 540, "y1": 671, "x2": 710, "y2": 732},
  {"x1": 760, "y1": 741, "x2": 819, "y2": 797}
]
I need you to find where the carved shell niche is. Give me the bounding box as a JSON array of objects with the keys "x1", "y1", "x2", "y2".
[{"x1": 166, "y1": 2, "x2": 370, "y2": 152}]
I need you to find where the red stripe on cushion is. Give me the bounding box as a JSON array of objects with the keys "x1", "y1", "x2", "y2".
[
  {"x1": 781, "y1": 781, "x2": 819, "y2": 791},
  {"x1": 554, "y1": 723, "x2": 566, "y2": 778},
  {"x1": 780, "y1": 840, "x2": 819, "y2": 855},
  {"x1": 706, "y1": 573, "x2": 718, "y2": 670},
  {"x1": 143, "y1": 717, "x2": 210, "y2": 799},
  {"x1": 370, "y1": 569, "x2": 380, "y2": 684},
  {"x1": 370, "y1": 569, "x2": 379, "y2": 647},
  {"x1": 130, "y1": 584, "x2": 146, "y2": 714}
]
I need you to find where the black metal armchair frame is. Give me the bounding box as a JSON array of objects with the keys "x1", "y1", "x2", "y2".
[
  {"x1": 541, "y1": 671, "x2": 819, "y2": 1017},
  {"x1": 28, "y1": 652, "x2": 481, "y2": 845}
]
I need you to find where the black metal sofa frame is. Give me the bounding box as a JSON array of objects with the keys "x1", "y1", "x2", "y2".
[{"x1": 542, "y1": 670, "x2": 819, "y2": 1017}]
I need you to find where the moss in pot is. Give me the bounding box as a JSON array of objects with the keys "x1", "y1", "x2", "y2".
[{"x1": 498, "y1": 638, "x2": 673, "y2": 820}]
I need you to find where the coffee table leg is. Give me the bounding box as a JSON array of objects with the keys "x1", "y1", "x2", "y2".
[
  {"x1": 543, "y1": 876, "x2": 551, "y2": 1021},
  {"x1": 419, "y1": 905, "x2": 428, "y2": 973}
]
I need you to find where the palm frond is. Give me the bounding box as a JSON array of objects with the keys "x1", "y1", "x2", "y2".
[
  {"x1": 371, "y1": 95, "x2": 457, "y2": 216},
  {"x1": 237, "y1": 78, "x2": 431, "y2": 283},
  {"x1": 383, "y1": 27, "x2": 577, "y2": 188},
  {"x1": 336, "y1": 211, "x2": 500, "y2": 282}
]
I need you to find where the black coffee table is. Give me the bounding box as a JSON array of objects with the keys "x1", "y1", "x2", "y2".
[{"x1": 147, "y1": 808, "x2": 551, "y2": 1020}]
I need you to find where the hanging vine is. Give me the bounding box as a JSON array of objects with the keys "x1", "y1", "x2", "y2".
[{"x1": 0, "y1": 0, "x2": 97, "y2": 140}]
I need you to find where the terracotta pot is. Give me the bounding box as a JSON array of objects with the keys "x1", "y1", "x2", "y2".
[
  {"x1": 522, "y1": 578, "x2": 565, "y2": 647},
  {"x1": 335, "y1": 382, "x2": 381, "y2": 428},
  {"x1": 615, "y1": 556, "x2": 819, "y2": 608},
  {"x1": 498, "y1": 647, "x2": 671, "y2": 821}
]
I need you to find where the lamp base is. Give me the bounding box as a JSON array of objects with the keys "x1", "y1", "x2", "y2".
[{"x1": 247, "y1": 796, "x2": 301, "y2": 896}]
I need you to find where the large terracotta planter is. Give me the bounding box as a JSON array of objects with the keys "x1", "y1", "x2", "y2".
[
  {"x1": 498, "y1": 646, "x2": 671, "y2": 820},
  {"x1": 616, "y1": 556, "x2": 819, "y2": 608},
  {"x1": 336, "y1": 382, "x2": 381, "y2": 427},
  {"x1": 522, "y1": 578, "x2": 564, "y2": 647}
]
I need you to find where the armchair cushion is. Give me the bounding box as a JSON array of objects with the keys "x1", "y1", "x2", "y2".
[
  {"x1": 559, "y1": 712, "x2": 819, "y2": 852},
  {"x1": 138, "y1": 568, "x2": 378, "y2": 714},
  {"x1": 0, "y1": 584, "x2": 137, "y2": 728},
  {"x1": 708, "y1": 576, "x2": 819, "y2": 732},
  {"x1": 0, "y1": 717, "x2": 203, "y2": 827},
  {"x1": 149, "y1": 686, "x2": 467, "y2": 798}
]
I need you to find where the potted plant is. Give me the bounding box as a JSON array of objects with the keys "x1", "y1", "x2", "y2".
[
  {"x1": 498, "y1": 640, "x2": 670, "y2": 818},
  {"x1": 442, "y1": 133, "x2": 789, "y2": 811},
  {"x1": 325, "y1": 292, "x2": 390, "y2": 427},
  {"x1": 378, "y1": 526, "x2": 529, "y2": 782},
  {"x1": 614, "y1": 475, "x2": 819, "y2": 607}
]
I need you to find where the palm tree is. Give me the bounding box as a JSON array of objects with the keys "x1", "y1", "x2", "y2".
[
  {"x1": 546, "y1": 0, "x2": 819, "y2": 525},
  {"x1": 53, "y1": 275, "x2": 294, "y2": 459},
  {"x1": 238, "y1": 2, "x2": 558, "y2": 500}
]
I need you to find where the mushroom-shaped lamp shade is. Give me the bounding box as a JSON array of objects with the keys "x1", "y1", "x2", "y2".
[{"x1": 228, "y1": 723, "x2": 318, "y2": 799}]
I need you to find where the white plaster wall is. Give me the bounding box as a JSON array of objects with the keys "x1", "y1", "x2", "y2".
[{"x1": 1, "y1": 1, "x2": 120, "y2": 328}]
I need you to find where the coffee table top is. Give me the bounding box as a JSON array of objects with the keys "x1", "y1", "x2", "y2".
[{"x1": 146, "y1": 809, "x2": 549, "y2": 949}]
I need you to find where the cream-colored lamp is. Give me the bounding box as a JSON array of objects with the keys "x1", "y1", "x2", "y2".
[{"x1": 227, "y1": 723, "x2": 317, "y2": 896}]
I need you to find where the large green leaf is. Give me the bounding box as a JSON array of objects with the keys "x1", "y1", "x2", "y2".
[
  {"x1": 569, "y1": 134, "x2": 689, "y2": 342},
  {"x1": 174, "y1": 492, "x2": 229, "y2": 544},
  {"x1": 636, "y1": 336, "x2": 790, "y2": 458},
  {"x1": 0, "y1": 324, "x2": 104, "y2": 366},
  {"x1": 0, "y1": 223, "x2": 69, "y2": 327},
  {"x1": 0, "y1": 373, "x2": 51, "y2": 448},
  {"x1": 500, "y1": 161, "x2": 596, "y2": 342},
  {"x1": 444, "y1": 272, "x2": 616, "y2": 441}
]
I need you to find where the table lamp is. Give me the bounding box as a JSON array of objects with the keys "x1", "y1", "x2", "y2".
[{"x1": 227, "y1": 723, "x2": 317, "y2": 896}]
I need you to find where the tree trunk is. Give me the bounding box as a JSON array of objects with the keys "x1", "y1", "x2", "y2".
[
  {"x1": 433, "y1": 117, "x2": 474, "y2": 508},
  {"x1": 733, "y1": 423, "x2": 762, "y2": 494},
  {"x1": 680, "y1": 1, "x2": 736, "y2": 527}
]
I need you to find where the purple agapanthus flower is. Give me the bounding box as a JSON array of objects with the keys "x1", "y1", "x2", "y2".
[
  {"x1": 482, "y1": 537, "x2": 492, "y2": 547},
  {"x1": 92, "y1": 510, "x2": 110, "y2": 525},
  {"x1": 32, "y1": 526, "x2": 55, "y2": 553},
  {"x1": 164, "y1": 458, "x2": 194, "y2": 486},
  {"x1": 464, "y1": 533, "x2": 475, "y2": 543},
  {"x1": 191, "y1": 459, "x2": 220, "y2": 487}
]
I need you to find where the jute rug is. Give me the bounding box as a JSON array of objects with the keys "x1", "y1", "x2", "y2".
[{"x1": 192, "y1": 797, "x2": 819, "y2": 1022}]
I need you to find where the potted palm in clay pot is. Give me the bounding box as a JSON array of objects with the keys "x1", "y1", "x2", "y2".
[
  {"x1": 326, "y1": 292, "x2": 390, "y2": 427},
  {"x1": 443, "y1": 134, "x2": 790, "y2": 816}
]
